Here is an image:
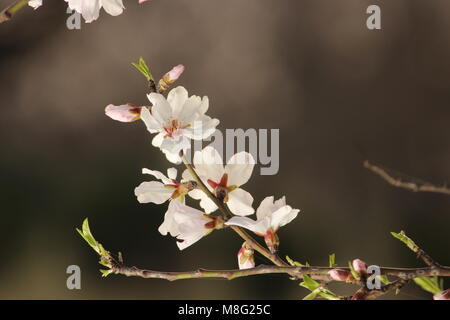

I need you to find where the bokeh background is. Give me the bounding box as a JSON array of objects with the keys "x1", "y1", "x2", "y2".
[{"x1": 1, "y1": 0, "x2": 449, "y2": 299}]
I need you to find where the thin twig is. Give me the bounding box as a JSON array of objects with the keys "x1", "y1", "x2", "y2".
[
  {"x1": 0, "y1": 0, "x2": 29, "y2": 23},
  {"x1": 363, "y1": 160, "x2": 450, "y2": 196}
]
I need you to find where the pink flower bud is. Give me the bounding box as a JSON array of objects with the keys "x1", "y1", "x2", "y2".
[
  {"x1": 165, "y1": 64, "x2": 185, "y2": 83},
  {"x1": 328, "y1": 269, "x2": 351, "y2": 282},
  {"x1": 139, "y1": 0, "x2": 150, "y2": 3},
  {"x1": 352, "y1": 259, "x2": 367, "y2": 275},
  {"x1": 433, "y1": 289, "x2": 450, "y2": 300},
  {"x1": 237, "y1": 243, "x2": 255, "y2": 270},
  {"x1": 105, "y1": 104, "x2": 142, "y2": 122}
]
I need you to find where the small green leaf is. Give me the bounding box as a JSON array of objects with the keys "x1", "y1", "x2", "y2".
[
  {"x1": 286, "y1": 255, "x2": 306, "y2": 267},
  {"x1": 329, "y1": 253, "x2": 336, "y2": 268},
  {"x1": 100, "y1": 269, "x2": 113, "y2": 277},
  {"x1": 132, "y1": 57, "x2": 153, "y2": 82},
  {"x1": 413, "y1": 277, "x2": 442, "y2": 295},
  {"x1": 302, "y1": 290, "x2": 319, "y2": 300},
  {"x1": 378, "y1": 275, "x2": 390, "y2": 285},
  {"x1": 300, "y1": 274, "x2": 320, "y2": 291},
  {"x1": 391, "y1": 231, "x2": 418, "y2": 253}
]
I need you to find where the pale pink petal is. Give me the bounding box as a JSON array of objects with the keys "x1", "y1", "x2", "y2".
[{"x1": 105, "y1": 104, "x2": 141, "y2": 122}]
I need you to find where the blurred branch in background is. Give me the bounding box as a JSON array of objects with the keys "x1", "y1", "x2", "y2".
[
  {"x1": 364, "y1": 160, "x2": 450, "y2": 196},
  {"x1": 0, "y1": 0, "x2": 29, "y2": 23}
]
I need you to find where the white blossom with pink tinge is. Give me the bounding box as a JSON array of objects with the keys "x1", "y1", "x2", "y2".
[
  {"x1": 182, "y1": 146, "x2": 256, "y2": 216},
  {"x1": 159, "y1": 201, "x2": 221, "y2": 250},
  {"x1": 29, "y1": 0, "x2": 150, "y2": 22},
  {"x1": 225, "y1": 196, "x2": 300, "y2": 252},
  {"x1": 140, "y1": 86, "x2": 219, "y2": 164}
]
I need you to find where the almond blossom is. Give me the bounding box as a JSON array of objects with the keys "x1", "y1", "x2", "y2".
[
  {"x1": 29, "y1": 0, "x2": 150, "y2": 23},
  {"x1": 182, "y1": 146, "x2": 255, "y2": 216},
  {"x1": 140, "y1": 86, "x2": 219, "y2": 164},
  {"x1": 158, "y1": 201, "x2": 223, "y2": 250},
  {"x1": 225, "y1": 196, "x2": 300, "y2": 252},
  {"x1": 134, "y1": 168, "x2": 197, "y2": 204}
]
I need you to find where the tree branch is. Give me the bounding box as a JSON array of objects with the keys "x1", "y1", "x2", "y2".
[
  {"x1": 108, "y1": 261, "x2": 450, "y2": 282},
  {"x1": 363, "y1": 160, "x2": 450, "y2": 196}
]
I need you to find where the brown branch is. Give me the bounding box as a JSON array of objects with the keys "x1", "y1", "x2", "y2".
[
  {"x1": 0, "y1": 0, "x2": 30, "y2": 23},
  {"x1": 350, "y1": 279, "x2": 410, "y2": 300},
  {"x1": 363, "y1": 160, "x2": 450, "y2": 196},
  {"x1": 108, "y1": 261, "x2": 450, "y2": 282}
]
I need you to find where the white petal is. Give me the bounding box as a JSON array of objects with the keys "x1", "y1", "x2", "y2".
[
  {"x1": 167, "y1": 86, "x2": 188, "y2": 117},
  {"x1": 178, "y1": 95, "x2": 202, "y2": 124},
  {"x1": 225, "y1": 152, "x2": 255, "y2": 187},
  {"x1": 183, "y1": 116, "x2": 219, "y2": 140},
  {"x1": 198, "y1": 96, "x2": 209, "y2": 115},
  {"x1": 163, "y1": 149, "x2": 182, "y2": 164},
  {"x1": 147, "y1": 92, "x2": 172, "y2": 123},
  {"x1": 81, "y1": 0, "x2": 100, "y2": 23},
  {"x1": 192, "y1": 146, "x2": 225, "y2": 183},
  {"x1": 152, "y1": 132, "x2": 165, "y2": 147},
  {"x1": 225, "y1": 216, "x2": 265, "y2": 234},
  {"x1": 140, "y1": 107, "x2": 161, "y2": 133},
  {"x1": 142, "y1": 168, "x2": 171, "y2": 184},
  {"x1": 227, "y1": 188, "x2": 254, "y2": 216},
  {"x1": 159, "y1": 135, "x2": 190, "y2": 155},
  {"x1": 167, "y1": 168, "x2": 177, "y2": 180},
  {"x1": 256, "y1": 196, "x2": 275, "y2": 220},
  {"x1": 28, "y1": 0, "x2": 43, "y2": 9},
  {"x1": 270, "y1": 206, "x2": 300, "y2": 231},
  {"x1": 158, "y1": 202, "x2": 179, "y2": 236},
  {"x1": 134, "y1": 181, "x2": 172, "y2": 204},
  {"x1": 102, "y1": 0, "x2": 124, "y2": 16}
]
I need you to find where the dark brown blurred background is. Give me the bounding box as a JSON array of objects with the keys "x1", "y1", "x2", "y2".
[{"x1": 1, "y1": 0, "x2": 449, "y2": 299}]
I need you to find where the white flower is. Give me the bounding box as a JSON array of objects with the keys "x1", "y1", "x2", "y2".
[
  {"x1": 134, "y1": 167, "x2": 196, "y2": 204},
  {"x1": 237, "y1": 242, "x2": 255, "y2": 270},
  {"x1": 105, "y1": 104, "x2": 142, "y2": 122},
  {"x1": 28, "y1": 0, "x2": 42, "y2": 9},
  {"x1": 225, "y1": 196, "x2": 300, "y2": 252},
  {"x1": 159, "y1": 201, "x2": 222, "y2": 250},
  {"x1": 140, "y1": 86, "x2": 219, "y2": 164},
  {"x1": 65, "y1": 0, "x2": 124, "y2": 23},
  {"x1": 182, "y1": 146, "x2": 255, "y2": 216},
  {"x1": 29, "y1": 0, "x2": 149, "y2": 21}
]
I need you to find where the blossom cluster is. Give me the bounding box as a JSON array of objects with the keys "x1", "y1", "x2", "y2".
[{"x1": 105, "y1": 62, "x2": 301, "y2": 269}]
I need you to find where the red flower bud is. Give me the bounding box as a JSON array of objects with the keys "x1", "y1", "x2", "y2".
[{"x1": 352, "y1": 259, "x2": 367, "y2": 275}]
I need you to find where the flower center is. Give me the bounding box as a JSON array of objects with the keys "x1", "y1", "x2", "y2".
[
  {"x1": 207, "y1": 173, "x2": 237, "y2": 202},
  {"x1": 163, "y1": 119, "x2": 190, "y2": 138}
]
